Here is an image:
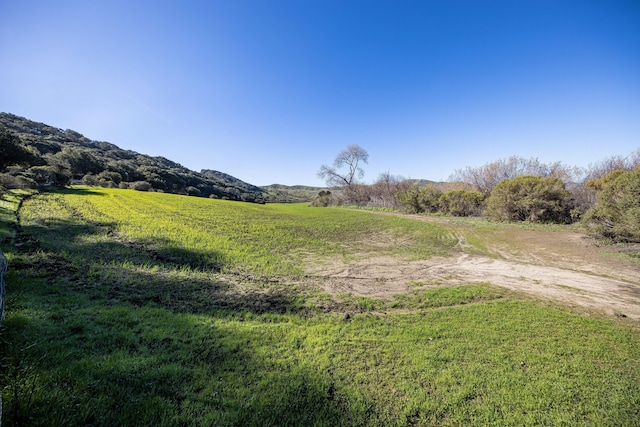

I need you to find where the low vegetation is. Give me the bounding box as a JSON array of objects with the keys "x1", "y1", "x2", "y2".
[{"x1": 1, "y1": 188, "x2": 639, "y2": 426}]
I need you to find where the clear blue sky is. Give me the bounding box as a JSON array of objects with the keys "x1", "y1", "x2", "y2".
[{"x1": 2, "y1": 1, "x2": 639, "y2": 186}]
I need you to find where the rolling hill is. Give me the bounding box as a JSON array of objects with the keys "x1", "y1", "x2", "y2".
[{"x1": 0, "y1": 112, "x2": 297, "y2": 202}]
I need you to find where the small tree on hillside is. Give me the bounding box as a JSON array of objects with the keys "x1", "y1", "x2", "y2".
[
  {"x1": 485, "y1": 175, "x2": 571, "y2": 223},
  {"x1": 318, "y1": 144, "x2": 369, "y2": 188}
]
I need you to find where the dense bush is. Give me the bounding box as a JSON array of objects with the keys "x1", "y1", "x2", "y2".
[
  {"x1": 439, "y1": 190, "x2": 485, "y2": 216},
  {"x1": 186, "y1": 186, "x2": 202, "y2": 196},
  {"x1": 130, "y1": 181, "x2": 153, "y2": 191},
  {"x1": 24, "y1": 165, "x2": 71, "y2": 187},
  {"x1": 395, "y1": 185, "x2": 442, "y2": 213},
  {"x1": 0, "y1": 173, "x2": 37, "y2": 190},
  {"x1": 582, "y1": 167, "x2": 640, "y2": 242},
  {"x1": 485, "y1": 175, "x2": 571, "y2": 223}
]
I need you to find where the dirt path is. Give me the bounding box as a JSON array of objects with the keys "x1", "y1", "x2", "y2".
[{"x1": 308, "y1": 214, "x2": 640, "y2": 320}]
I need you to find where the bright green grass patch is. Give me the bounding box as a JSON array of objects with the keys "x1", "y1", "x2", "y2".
[
  {"x1": 16, "y1": 187, "x2": 457, "y2": 276},
  {"x1": 390, "y1": 283, "x2": 505, "y2": 309},
  {"x1": 329, "y1": 284, "x2": 505, "y2": 313}
]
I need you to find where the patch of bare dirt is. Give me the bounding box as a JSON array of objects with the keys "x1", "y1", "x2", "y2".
[{"x1": 307, "y1": 215, "x2": 640, "y2": 320}]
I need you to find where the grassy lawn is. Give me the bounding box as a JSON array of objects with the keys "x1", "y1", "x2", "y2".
[
  {"x1": 1, "y1": 188, "x2": 639, "y2": 426},
  {"x1": 17, "y1": 188, "x2": 457, "y2": 275}
]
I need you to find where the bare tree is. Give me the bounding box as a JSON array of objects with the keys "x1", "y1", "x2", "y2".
[
  {"x1": 318, "y1": 144, "x2": 369, "y2": 187},
  {"x1": 584, "y1": 149, "x2": 640, "y2": 182},
  {"x1": 449, "y1": 156, "x2": 577, "y2": 196},
  {"x1": 370, "y1": 172, "x2": 410, "y2": 209}
]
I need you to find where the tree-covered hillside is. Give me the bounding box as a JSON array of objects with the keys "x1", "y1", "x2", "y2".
[{"x1": 0, "y1": 112, "x2": 268, "y2": 202}]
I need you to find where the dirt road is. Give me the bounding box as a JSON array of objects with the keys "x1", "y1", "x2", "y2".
[{"x1": 309, "y1": 215, "x2": 640, "y2": 320}]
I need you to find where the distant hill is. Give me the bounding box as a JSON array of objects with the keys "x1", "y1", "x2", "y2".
[
  {"x1": 411, "y1": 179, "x2": 437, "y2": 187},
  {"x1": 0, "y1": 113, "x2": 268, "y2": 202},
  {"x1": 410, "y1": 179, "x2": 469, "y2": 192},
  {"x1": 260, "y1": 184, "x2": 324, "y2": 203}
]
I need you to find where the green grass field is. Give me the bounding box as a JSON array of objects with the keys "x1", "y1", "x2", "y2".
[{"x1": 1, "y1": 187, "x2": 639, "y2": 426}]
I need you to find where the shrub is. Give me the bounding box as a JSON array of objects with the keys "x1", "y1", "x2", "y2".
[
  {"x1": 0, "y1": 174, "x2": 22, "y2": 190},
  {"x1": 485, "y1": 175, "x2": 571, "y2": 223},
  {"x1": 395, "y1": 185, "x2": 442, "y2": 213},
  {"x1": 440, "y1": 190, "x2": 485, "y2": 216},
  {"x1": 186, "y1": 186, "x2": 202, "y2": 196},
  {"x1": 24, "y1": 165, "x2": 71, "y2": 187},
  {"x1": 15, "y1": 175, "x2": 37, "y2": 189},
  {"x1": 97, "y1": 170, "x2": 123, "y2": 185},
  {"x1": 130, "y1": 181, "x2": 152, "y2": 192},
  {"x1": 582, "y1": 167, "x2": 640, "y2": 242},
  {"x1": 83, "y1": 173, "x2": 98, "y2": 186}
]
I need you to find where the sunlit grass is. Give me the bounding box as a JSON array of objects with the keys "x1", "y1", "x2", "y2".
[{"x1": 17, "y1": 187, "x2": 457, "y2": 277}]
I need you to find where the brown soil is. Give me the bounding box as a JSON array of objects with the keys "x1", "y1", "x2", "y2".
[{"x1": 307, "y1": 214, "x2": 640, "y2": 320}]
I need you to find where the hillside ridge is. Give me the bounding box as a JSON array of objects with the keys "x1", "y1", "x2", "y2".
[{"x1": 0, "y1": 112, "x2": 272, "y2": 202}]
